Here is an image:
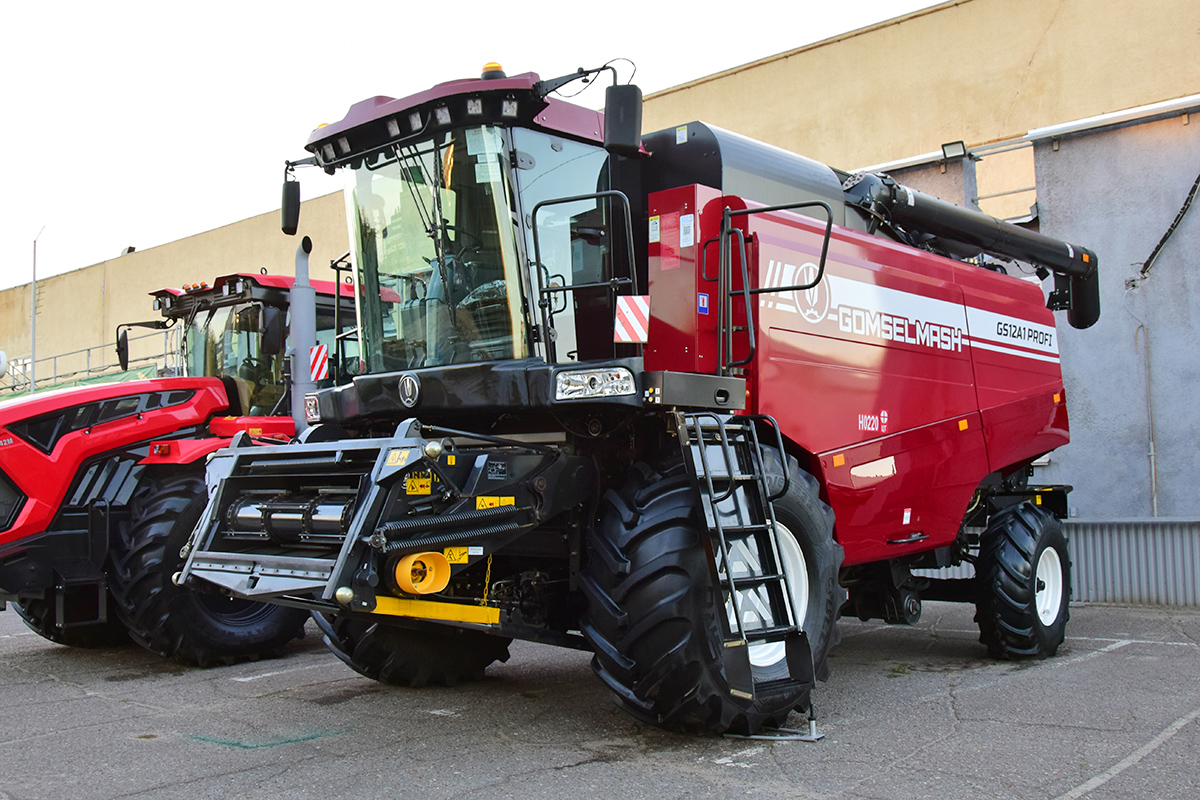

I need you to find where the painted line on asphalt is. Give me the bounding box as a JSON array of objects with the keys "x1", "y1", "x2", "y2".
[
  {"x1": 854, "y1": 625, "x2": 1197, "y2": 648},
  {"x1": 231, "y1": 662, "x2": 330, "y2": 682},
  {"x1": 914, "y1": 640, "x2": 1133, "y2": 704},
  {"x1": 1038, "y1": 639, "x2": 1131, "y2": 672},
  {"x1": 1053, "y1": 705, "x2": 1200, "y2": 800}
]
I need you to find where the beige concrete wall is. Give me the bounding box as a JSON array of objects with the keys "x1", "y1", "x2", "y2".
[
  {"x1": 0, "y1": 191, "x2": 347, "y2": 386},
  {"x1": 642, "y1": 0, "x2": 1200, "y2": 171}
]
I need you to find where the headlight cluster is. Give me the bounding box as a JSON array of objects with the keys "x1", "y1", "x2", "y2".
[{"x1": 555, "y1": 368, "x2": 636, "y2": 401}]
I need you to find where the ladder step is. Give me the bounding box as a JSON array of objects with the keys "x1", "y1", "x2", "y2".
[
  {"x1": 716, "y1": 523, "x2": 771, "y2": 535},
  {"x1": 734, "y1": 624, "x2": 798, "y2": 643},
  {"x1": 693, "y1": 472, "x2": 760, "y2": 484},
  {"x1": 719, "y1": 571, "x2": 785, "y2": 586}
]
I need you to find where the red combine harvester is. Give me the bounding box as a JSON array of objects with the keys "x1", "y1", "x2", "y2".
[
  {"x1": 0, "y1": 268, "x2": 355, "y2": 664},
  {"x1": 177, "y1": 63, "x2": 1099, "y2": 733}
]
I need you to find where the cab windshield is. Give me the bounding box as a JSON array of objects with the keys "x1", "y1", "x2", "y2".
[
  {"x1": 346, "y1": 125, "x2": 526, "y2": 371},
  {"x1": 184, "y1": 302, "x2": 283, "y2": 414}
]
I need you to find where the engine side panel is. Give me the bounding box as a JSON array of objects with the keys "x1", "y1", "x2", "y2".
[{"x1": 0, "y1": 379, "x2": 230, "y2": 549}]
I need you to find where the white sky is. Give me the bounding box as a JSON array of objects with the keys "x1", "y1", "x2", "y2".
[{"x1": 0, "y1": 0, "x2": 940, "y2": 292}]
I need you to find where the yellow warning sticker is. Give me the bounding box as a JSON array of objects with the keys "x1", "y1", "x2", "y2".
[
  {"x1": 447, "y1": 454, "x2": 456, "y2": 466},
  {"x1": 476, "y1": 496, "x2": 515, "y2": 510},
  {"x1": 406, "y1": 474, "x2": 432, "y2": 495},
  {"x1": 444, "y1": 547, "x2": 469, "y2": 564},
  {"x1": 249, "y1": 428, "x2": 262, "y2": 436},
  {"x1": 387, "y1": 448, "x2": 413, "y2": 467}
]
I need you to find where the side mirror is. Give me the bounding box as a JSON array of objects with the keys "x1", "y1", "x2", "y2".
[
  {"x1": 282, "y1": 180, "x2": 301, "y2": 236},
  {"x1": 260, "y1": 306, "x2": 285, "y2": 355},
  {"x1": 116, "y1": 328, "x2": 129, "y2": 371},
  {"x1": 604, "y1": 84, "x2": 643, "y2": 157}
]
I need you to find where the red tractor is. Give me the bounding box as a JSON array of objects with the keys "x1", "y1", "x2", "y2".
[
  {"x1": 0, "y1": 266, "x2": 354, "y2": 664},
  {"x1": 178, "y1": 63, "x2": 1098, "y2": 732}
]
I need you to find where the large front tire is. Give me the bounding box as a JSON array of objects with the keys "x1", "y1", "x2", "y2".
[
  {"x1": 316, "y1": 613, "x2": 512, "y2": 687},
  {"x1": 580, "y1": 455, "x2": 842, "y2": 735},
  {"x1": 975, "y1": 502, "x2": 1070, "y2": 658},
  {"x1": 108, "y1": 470, "x2": 309, "y2": 666}
]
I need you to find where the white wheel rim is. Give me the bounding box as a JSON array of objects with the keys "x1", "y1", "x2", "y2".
[
  {"x1": 1034, "y1": 547, "x2": 1064, "y2": 626},
  {"x1": 735, "y1": 522, "x2": 808, "y2": 669}
]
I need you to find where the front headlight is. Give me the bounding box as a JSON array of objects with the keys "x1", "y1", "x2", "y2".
[
  {"x1": 304, "y1": 394, "x2": 321, "y2": 423},
  {"x1": 555, "y1": 368, "x2": 636, "y2": 401}
]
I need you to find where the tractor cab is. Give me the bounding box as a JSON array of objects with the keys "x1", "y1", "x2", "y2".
[
  {"x1": 298, "y1": 66, "x2": 639, "y2": 377},
  {"x1": 139, "y1": 272, "x2": 356, "y2": 414}
]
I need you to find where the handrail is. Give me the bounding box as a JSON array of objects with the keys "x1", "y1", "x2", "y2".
[
  {"x1": 530, "y1": 190, "x2": 639, "y2": 362},
  {"x1": 717, "y1": 201, "x2": 834, "y2": 375}
]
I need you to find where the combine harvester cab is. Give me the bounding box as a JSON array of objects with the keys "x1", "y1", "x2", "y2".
[
  {"x1": 0, "y1": 269, "x2": 354, "y2": 664},
  {"x1": 178, "y1": 63, "x2": 1098, "y2": 732}
]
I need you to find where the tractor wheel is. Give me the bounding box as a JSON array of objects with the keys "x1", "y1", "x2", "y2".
[
  {"x1": 13, "y1": 588, "x2": 130, "y2": 648},
  {"x1": 316, "y1": 612, "x2": 512, "y2": 687},
  {"x1": 108, "y1": 469, "x2": 309, "y2": 666},
  {"x1": 975, "y1": 501, "x2": 1070, "y2": 659},
  {"x1": 580, "y1": 454, "x2": 842, "y2": 735}
]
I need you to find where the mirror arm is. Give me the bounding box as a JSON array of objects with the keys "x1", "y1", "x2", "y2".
[{"x1": 534, "y1": 64, "x2": 619, "y2": 98}]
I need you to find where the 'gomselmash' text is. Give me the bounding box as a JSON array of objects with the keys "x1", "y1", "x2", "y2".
[{"x1": 837, "y1": 307, "x2": 963, "y2": 352}]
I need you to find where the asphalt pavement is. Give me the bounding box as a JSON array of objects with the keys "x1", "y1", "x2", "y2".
[{"x1": 1, "y1": 600, "x2": 1197, "y2": 799}]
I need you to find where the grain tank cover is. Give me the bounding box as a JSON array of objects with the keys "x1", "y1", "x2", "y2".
[{"x1": 641, "y1": 122, "x2": 846, "y2": 226}]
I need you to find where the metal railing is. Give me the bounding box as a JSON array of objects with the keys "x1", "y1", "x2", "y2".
[{"x1": 1, "y1": 327, "x2": 182, "y2": 395}]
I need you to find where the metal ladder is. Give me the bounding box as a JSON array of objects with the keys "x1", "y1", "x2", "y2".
[{"x1": 678, "y1": 412, "x2": 814, "y2": 702}]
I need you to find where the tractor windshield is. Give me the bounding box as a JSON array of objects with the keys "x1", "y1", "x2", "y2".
[
  {"x1": 346, "y1": 125, "x2": 526, "y2": 371},
  {"x1": 184, "y1": 302, "x2": 284, "y2": 414}
]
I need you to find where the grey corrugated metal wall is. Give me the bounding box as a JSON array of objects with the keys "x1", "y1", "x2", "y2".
[
  {"x1": 914, "y1": 520, "x2": 1200, "y2": 606},
  {"x1": 1067, "y1": 519, "x2": 1200, "y2": 606}
]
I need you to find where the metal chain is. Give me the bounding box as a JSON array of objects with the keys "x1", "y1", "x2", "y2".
[{"x1": 480, "y1": 554, "x2": 493, "y2": 606}]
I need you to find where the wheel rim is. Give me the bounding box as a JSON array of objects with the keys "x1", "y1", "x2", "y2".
[
  {"x1": 196, "y1": 593, "x2": 278, "y2": 626},
  {"x1": 1034, "y1": 546, "x2": 1064, "y2": 626},
  {"x1": 722, "y1": 521, "x2": 809, "y2": 669}
]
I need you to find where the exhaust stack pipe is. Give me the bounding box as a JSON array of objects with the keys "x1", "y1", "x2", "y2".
[{"x1": 290, "y1": 237, "x2": 317, "y2": 433}]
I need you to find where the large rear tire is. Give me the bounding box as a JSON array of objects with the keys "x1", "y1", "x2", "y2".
[
  {"x1": 316, "y1": 613, "x2": 512, "y2": 687},
  {"x1": 13, "y1": 587, "x2": 130, "y2": 648},
  {"x1": 975, "y1": 501, "x2": 1070, "y2": 658},
  {"x1": 108, "y1": 469, "x2": 309, "y2": 666},
  {"x1": 580, "y1": 454, "x2": 842, "y2": 735}
]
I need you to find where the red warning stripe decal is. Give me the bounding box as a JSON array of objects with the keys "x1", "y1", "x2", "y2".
[{"x1": 614, "y1": 295, "x2": 651, "y2": 343}]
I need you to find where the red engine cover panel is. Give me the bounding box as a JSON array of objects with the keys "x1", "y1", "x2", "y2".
[{"x1": 645, "y1": 187, "x2": 1070, "y2": 568}]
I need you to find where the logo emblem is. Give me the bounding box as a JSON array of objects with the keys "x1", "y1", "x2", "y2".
[
  {"x1": 398, "y1": 373, "x2": 420, "y2": 408},
  {"x1": 794, "y1": 262, "x2": 829, "y2": 324}
]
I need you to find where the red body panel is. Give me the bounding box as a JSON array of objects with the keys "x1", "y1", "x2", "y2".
[
  {"x1": 139, "y1": 437, "x2": 230, "y2": 466},
  {"x1": 645, "y1": 185, "x2": 724, "y2": 375},
  {"x1": 646, "y1": 187, "x2": 1069, "y2": 567},
  {"x1": 208, "y1": 416, "x2": 296, "y2": 439},
  {"x1": 141, "y1": 415, "x2": 297, "y2": 466},
  {"x1": 0, "y1": 378, "x2": 230, "y2": 547}
]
